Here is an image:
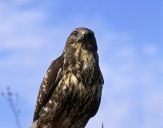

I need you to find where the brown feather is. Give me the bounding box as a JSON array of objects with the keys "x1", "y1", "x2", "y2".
[{"x1": 33, "y1": 55, "x2": 63, "y2": 121}]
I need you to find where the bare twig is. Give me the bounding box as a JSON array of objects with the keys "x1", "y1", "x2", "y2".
[
  {"x1": 102, "y1": 122, "x2": 104, "y2": 128},
  {"x1": 1, "y1": 86, "x2": 21, "y2": 128}
]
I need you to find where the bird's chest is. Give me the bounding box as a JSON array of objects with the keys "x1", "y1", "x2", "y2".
[
  {"x1": 80, "y1": 49, "x2": 95, "y2": 71},
  {"x1": 65, "y1": 48, "x2": 96, "y2": 85},
  {"x1": 61, "y1": 69, "x2": 97, "y2": 104},
  {"x1": 73, "y1": 49, "x2": 96, "y2": 83},
  {"x1": 55, "y1": 71, "x2": 100, "y2": 127},
  {"x1": 62, "y1": 76, "x2": 98, "y2": 126},
  {"x1": 61, "y1": 73, "x2": 97, "y2": 111}
]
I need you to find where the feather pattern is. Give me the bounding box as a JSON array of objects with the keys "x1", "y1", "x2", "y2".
[
  {"x1": 33, "y1": 55, "x2": 63, "y2": 122},
  {"x1": 32, "y1": 27, "x2": 104, "y2": 128}
]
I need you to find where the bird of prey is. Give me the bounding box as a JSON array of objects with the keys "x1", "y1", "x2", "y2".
[{"x1": 32, "y1": 27, "x2": 104, "y2": 128}]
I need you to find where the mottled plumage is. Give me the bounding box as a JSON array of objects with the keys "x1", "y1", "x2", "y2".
[{"x1": 32, "y1": 27, "x2": 104, "y2": 128}]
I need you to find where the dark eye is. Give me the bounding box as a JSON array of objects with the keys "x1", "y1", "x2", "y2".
[{"x1": 72, "y1": 31, "x2": 78, "y2": 36}]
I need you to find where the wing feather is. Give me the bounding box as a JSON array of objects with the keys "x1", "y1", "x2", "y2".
[{"x1": 33, "y1": 55, "x2": 63, "y2": 121}]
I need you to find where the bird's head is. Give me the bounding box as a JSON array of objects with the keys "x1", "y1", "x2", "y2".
[{"x1": 64, "y1": 27, "x2": 98, "y2": 53}]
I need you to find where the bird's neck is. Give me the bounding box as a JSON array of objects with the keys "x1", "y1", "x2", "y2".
[
  {"x1": 62, "y1": 44, "x2": 101, "y2": 88},
  {"x1": 64, "y1": 46, "x2": 97, "y2": 72}
]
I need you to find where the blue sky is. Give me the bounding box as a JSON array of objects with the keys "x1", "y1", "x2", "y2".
[{"x1": 0, "y1": 0, "x2": 162, "y2": 128}]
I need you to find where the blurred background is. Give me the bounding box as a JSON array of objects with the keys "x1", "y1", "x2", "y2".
[{"x1": 0, "y1": 0, "x2": 162, "y2": 128}]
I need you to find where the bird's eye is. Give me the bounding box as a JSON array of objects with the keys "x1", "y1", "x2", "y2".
[{"x1": 72, "y1": 31, "x2": 78, "y2": 36}]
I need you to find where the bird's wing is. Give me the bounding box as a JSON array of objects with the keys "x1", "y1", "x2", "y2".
[
  {"x1": 33, "y1": 55, "x2": 63, "y2": 122},
  {"x1": 89, "y1": 67, "x2": 104, "y2": 118}
]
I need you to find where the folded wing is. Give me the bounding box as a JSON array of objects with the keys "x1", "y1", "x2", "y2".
[{"x1": 33, "y1": 55, "x2": 63, "y2": 122}]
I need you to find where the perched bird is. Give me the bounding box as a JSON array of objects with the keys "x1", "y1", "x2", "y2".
[{"x1": 32, "y1": 27, "x2": 104, "y2": 128}]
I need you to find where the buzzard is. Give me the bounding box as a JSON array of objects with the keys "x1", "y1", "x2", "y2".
[{"x1": 32, "y1": 27, "x2": 104, "y2": 128}]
